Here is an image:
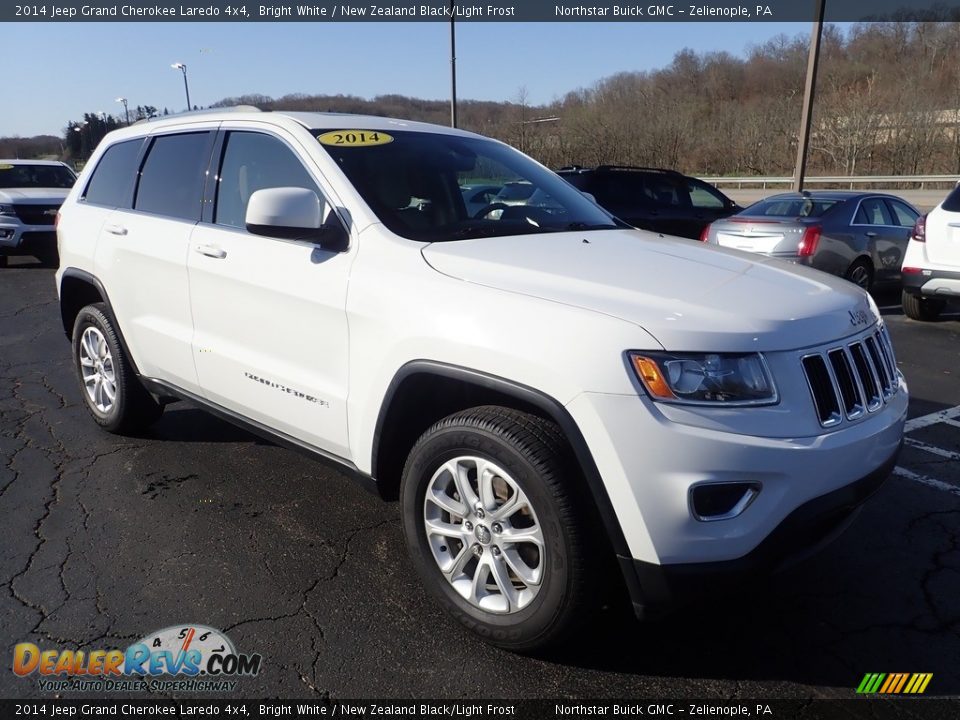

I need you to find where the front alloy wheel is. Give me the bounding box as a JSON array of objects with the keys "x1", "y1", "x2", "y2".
[
  {"x1": 401, "y1": 406, "x2": 596, "y2": 652},
  {"x1": 423, "y1": 456, "x2": 544, "y2": 614}
]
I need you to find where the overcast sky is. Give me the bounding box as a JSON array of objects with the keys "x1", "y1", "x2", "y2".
[{"x1": 8, "y1": 21, "x2": 826, "y2": 137}]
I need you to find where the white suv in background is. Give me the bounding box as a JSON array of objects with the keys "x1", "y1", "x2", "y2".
[
  {"x1": 0, "y1": 160, "x2": 76, "y2": 267},
  {"x1": 55, "y1": 109, "x2": 907, "y2": 651},
  {"x1": 901, "y1": 186, "x2": 960, "y2": 320}
]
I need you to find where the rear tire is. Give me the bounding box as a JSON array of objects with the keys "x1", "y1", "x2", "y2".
[
  {"x1": 902, "y1": 290, "x2": 945, "y2": 322},
  {"x1": 400, "y1": 406, "x2": 596, "y2": 652},
  {"x1": 845, "y1": 259, "x2": 873, "y2": 292},
  {"x1": 0, "y1": 255, "x2": 7, "y2": 268},
  {"x1": 71, "y1": 303, "x2": 163, "y2": 433}
]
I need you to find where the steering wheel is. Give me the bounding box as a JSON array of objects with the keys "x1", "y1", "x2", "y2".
[{"x1": 473, "y1": 202, "x2": 509, "y2": 219}]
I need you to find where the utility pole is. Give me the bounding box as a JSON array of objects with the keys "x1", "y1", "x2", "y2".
[
  {"x1": 793, "y1": 0, "x2": 826, "y2": 192},
  {"x1": 449, "y1": 0, "x2": 458, "y2": 128}
]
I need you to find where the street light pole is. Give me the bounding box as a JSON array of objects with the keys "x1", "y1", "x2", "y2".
[
  {"x1": 792, "y1": 0, "x2": 826, "y2": 192},
  {"x1": 449, "y1": 0, "x2": 458, "y2": 128},
  {"x1": 115, "y1": 97, "x2": 130, "y2": 125},
  {"x1": 171, "y1": 63, "x2": 192, "y2": 111}
]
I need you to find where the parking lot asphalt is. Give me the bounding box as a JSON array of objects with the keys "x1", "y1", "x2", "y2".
[{"x1": 1, "y1": 258, "x2": 958, "y2": 701}]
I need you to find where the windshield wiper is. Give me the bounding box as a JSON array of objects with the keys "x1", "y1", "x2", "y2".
[
  {"x1": 447, "y1": 223, "x2": 549, "y2": 241},
  {"x1": 564, "y1": 222, "x2": 617, "y2": 231}
]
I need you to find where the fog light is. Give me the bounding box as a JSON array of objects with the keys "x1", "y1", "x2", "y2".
[
  {"x1": 0, "y1": 229, "x2": 13, "y2": 238},
  {"x1": 690, "y1": 482, "x2": 761, "y2": 522}
]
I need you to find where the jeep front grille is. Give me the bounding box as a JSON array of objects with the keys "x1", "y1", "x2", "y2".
[{"x1": 802, "y1": 327, "x2": 899, "y2": 428}]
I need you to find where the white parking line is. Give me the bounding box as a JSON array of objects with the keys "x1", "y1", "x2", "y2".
[
  {"x1": 889, "y1": 405, "x2": 960, "y2": 496},
  {"x1": 904, "y1": 437, "x2": 960, "y2": 461},
  {"x1": 893, "y1": 466, "x2": 960, "y2": 497},
  {"x1": 904, "y1": 405, "x2": 960, "y2": 432}
]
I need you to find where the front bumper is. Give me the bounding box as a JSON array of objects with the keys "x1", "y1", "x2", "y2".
[
  {"x1": 0, "y1": 219, "x2": 56, "y2": 255},
  {"x1": 619, "y1": 442, "x2": 899, "y2": 617}
]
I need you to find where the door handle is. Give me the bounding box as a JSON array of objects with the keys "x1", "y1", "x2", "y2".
[
  {"x1": 195, "y1": 244, "x2": 227, "y2": 259},
  {"x1": 864, "y1": 231, "x2": 877, "y2": 238},
  {"x1": 104, "y1": 224, "x2": 127, "y2": 236}
]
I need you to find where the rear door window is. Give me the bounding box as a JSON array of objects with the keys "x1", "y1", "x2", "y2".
[
  {"x1": 643, "y1": 175, "x2": 689, "y2": 208},
  {"x1": 854, "y1": 198, "x2": 894, "y2": 226},
  {"x1": 82, "y1": 139, "x2": 144, "y2": 208},
  {"x1": 134, "y1": 132, "x2": 213, "y2": 221}
]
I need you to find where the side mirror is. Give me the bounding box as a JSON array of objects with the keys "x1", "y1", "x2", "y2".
[
  {"x1": 246, "y1": 187, "x2": 347, "y2": 250},
  {"x1": 581, "y1": 191, "x2": 598, "y2": 204}
]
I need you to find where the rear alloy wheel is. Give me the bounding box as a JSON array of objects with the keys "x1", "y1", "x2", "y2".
[
  {"x1": 72, "y1": 303, "x2": 163, "y2": 433},
  {"x1": 902, "y1": 290, "x2": 945, "y2": 322},
  {"x1": 401, "y1": 406, "x2": 595, "y2": 652},
  {"x1": 845, "y1": 259, "x2": 873, "y2": 292}
]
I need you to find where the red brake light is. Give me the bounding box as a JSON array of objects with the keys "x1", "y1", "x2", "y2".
[
  {"x1": 55, "y1": 212, "x2": 61, "y2": 228},
  {"x1": 798, "y1": 225, "x2": 821, "y2": 257},
  {"x1": 912, "y1": 214, "x2": 926, "y2": 242},
  {"x1": 699, "y1": 224, "x2": 711, "y2": 242}
]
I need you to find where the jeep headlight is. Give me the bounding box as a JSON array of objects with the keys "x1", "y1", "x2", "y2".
[
  {"x1": 0, "y1": 204, "x2": 16, "y2": 217},
  {"x1": 629, "y1": 351, "x2": 777, "y2": 406}
]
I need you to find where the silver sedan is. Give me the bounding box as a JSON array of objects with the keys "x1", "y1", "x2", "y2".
[{"x1": 701, "y1": 191, "x2": 921, "y2": 292}]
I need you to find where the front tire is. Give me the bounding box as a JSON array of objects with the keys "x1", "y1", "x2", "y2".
[
  {"x1": 400, "y1": 406, "x2": 595, "y2": 652},
  {"x1": 71, "y1": 303, "x2": 163, "y2": 433},
  {"x1": 902, "y1": 290, "x2": 945, "y2": 321}
]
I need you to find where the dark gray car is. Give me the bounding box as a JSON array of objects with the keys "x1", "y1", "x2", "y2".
[{"x1": 702, "y1": 191, "x2": 920, "y2": 292}]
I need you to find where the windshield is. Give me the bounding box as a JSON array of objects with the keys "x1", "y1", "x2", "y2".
[
  {"x1": 0, "y1": 163, "x2": 75, "y2": 190},
  {"x1": 315, "y1": 130, "x2": 619, "y2": 241},
  {"x1": 742, "y1": 197, "x2": 840, "y2": 219}
]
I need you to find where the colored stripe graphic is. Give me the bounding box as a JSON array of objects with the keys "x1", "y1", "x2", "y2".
[
  {"x1": 892, "y1": 673, "x2": 909, "y2": 694},
  {"x1": 856, "y1": 672, "x2": 932, "y2": 694}
]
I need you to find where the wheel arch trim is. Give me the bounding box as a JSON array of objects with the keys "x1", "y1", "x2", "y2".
[
  {"x1": 372, "y1": 359, "x2": 631, "y2": 559},
  {"x1": 59, "y1": 267, "x2": 142, "y2": 377}
]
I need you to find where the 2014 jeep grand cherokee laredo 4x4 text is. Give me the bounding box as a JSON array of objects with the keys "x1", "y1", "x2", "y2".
[{"x1": 55, "y1": 109, "x2": 906, "y2": 651}]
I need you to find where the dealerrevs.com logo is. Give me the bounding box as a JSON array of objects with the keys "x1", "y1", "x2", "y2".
[{"x1": 13, "y1": 624, "x2": 261, "y2": 693}]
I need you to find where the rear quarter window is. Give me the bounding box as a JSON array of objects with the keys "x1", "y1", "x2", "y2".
[
  {"x1": 83, "y1": 139, "x2": 144, "y2": 208},
  {"x1": 941, "y1": 185, "x2": 960, "y2": 212}
]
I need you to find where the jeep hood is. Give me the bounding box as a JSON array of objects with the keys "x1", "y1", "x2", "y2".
[
  {"x1": 0, "y1": 188, "x2": 71, "y2": 203},
  {"x1": 421, "y1": 229, "x2": 876, "y2": 352}
]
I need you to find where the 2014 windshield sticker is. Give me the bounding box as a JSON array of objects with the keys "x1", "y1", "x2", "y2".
[
  {"x1": 317, "y1": 130, "x2": 393, "y2": 147},
  {"x1": 13, "y1": 624, "x2": 262, "y2": 693}
]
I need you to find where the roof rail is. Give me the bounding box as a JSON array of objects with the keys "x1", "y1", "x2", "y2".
[
  {"x1": 595, "y1": 165, "x2": 682, "y2": 175},
  {"x1": 133, "y1": 105, "x2": 262, "y2": 125}
]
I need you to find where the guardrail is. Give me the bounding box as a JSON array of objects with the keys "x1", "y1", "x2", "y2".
[{"x1": 700, "y1": 175, "x2": 960, "y2": 190}]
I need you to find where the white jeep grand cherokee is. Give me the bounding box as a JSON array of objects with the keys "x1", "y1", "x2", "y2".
[{"x1": 56, "y1": 109, "x2": 907, "y2": 651}]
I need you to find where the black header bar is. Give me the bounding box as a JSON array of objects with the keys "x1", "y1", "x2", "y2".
[{"x1": 6, "y1": 0, "x2": 960, "y2": 23}]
